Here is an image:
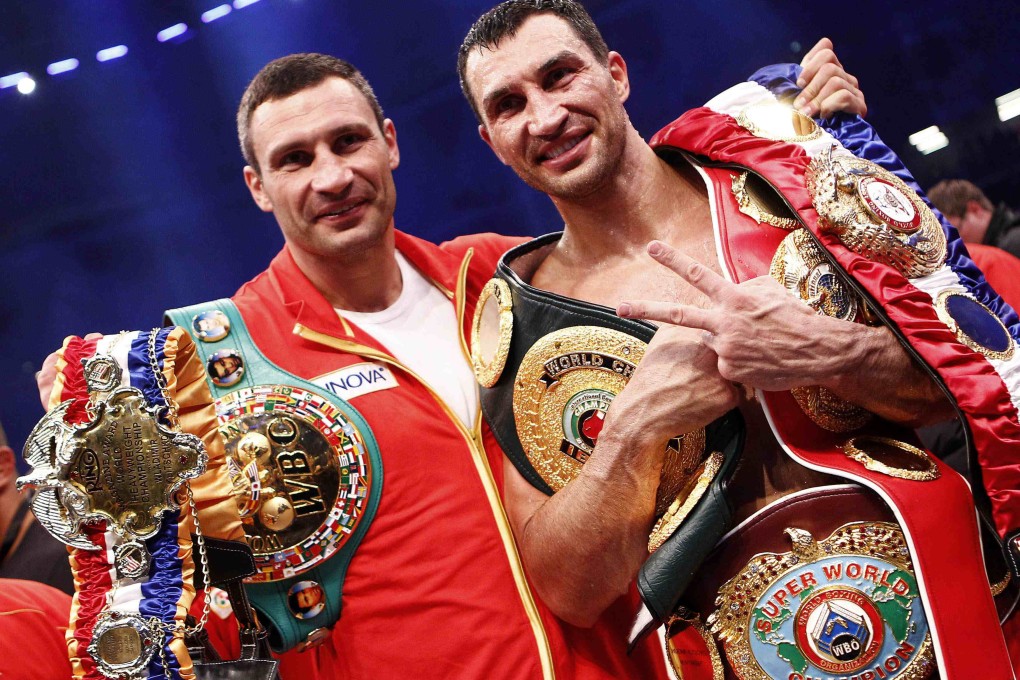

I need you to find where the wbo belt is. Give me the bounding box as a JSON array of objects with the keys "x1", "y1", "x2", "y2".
[
  {"x1": 166, "y1": 300, "x2": 383, "y2": 654},
  {"x1": 472, "y1": 232, "x2": 745, "y2": 628},
  {"x1": 668, "y1": 485, "x2": 937, "y2": 680}
]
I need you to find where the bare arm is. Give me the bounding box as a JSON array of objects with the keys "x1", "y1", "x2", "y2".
[
  {"x1": 505, "y1": 325, "x2": 738, "y2": 626},
  {"x1": 618, "y1": 242, "x2": 952, "y2": 426}
]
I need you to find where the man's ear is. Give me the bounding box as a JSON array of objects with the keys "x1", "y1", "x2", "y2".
[
  {"x1": 243, "y1": 166, "x2": 274, "y2": 213},
  {"x1": 478, "y1": 125, "x2": 508, "y2": 166},
  {"x1": 607, "y1": 51, "x2": 630, "y2": 104},
  {"x1": 383, "y1": 118, "x2": 400, "y2": 170},
  {"x1": 965, "y1": 199, "x2": 986, "y2": 216}
]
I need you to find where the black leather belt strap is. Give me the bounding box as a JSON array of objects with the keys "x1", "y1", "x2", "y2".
[
  {"x1": 186, "y1": 537, "x2": 279, "y2": 679},
  {"x1": 482, "y1": 233, "x2": 667, "y2": 493}
]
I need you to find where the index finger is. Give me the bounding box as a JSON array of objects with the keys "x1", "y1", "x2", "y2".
[{"x1": 647, "y1": 241, "x2": 730, "y2": 299}]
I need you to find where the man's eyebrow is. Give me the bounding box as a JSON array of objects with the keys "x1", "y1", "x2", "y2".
[{"x1": 538, "y1": 50, "x2": 578, "y2": 74}]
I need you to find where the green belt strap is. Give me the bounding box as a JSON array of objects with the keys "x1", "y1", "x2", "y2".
[{"x1": 166, "y1": 299, "x2": 383, "y2": 653}]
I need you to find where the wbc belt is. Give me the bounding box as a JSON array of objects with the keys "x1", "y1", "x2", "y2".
[
  {"x1": 649, "y1": 69, "x2": 1018, "y2": 677},
  {"x1": 473, "y1": 235, "x2": 746, "y2": 626},
  {"x1": 165, "y1": 300, "x2": 383, "y2": 654}
]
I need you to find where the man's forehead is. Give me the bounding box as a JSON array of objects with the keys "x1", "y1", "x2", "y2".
[
  {"x1": 467, "y1": 13, "x2": 594, "y2": 93},
  {"x1": 250, "y1": 77, "x2": 370, "y2": 150}
]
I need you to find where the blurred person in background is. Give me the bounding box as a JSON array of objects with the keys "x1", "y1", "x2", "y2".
[{"x1": 930, "y1": 178, "x2": 1020, "y2": 261}]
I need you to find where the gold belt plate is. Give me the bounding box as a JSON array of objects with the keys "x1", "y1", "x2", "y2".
[
  {"x1": 709, "y1": 522, "x2": 934, "y2": 680},
  {"x1": 806, "y1": 150, "x2": 946, "y2": 279},
  {"x1": 513, "y1": 326, "x2": 705, "y2": 519}
]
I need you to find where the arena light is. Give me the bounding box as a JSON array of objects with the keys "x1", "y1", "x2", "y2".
[
  {"x1": 96, "y1": 45, "x2": 129, "y2": 62},
  {"x1": 233, "y1": 0, "x2": 260, "y2": 8},
  {"x1": 202, "y1": 5, "x2": 232, "y2": 23},
  {"x1": 47, "y1": 58, "x2": 80, "y2": 76},
  {"x1": 996, "y1": 88, "x2": 1020, "y2": 122},
  {"x1": 17, "y1": 77, "x2": 36, "y2": 94},
  {"x1": 157, "y1": 23, "x2": 189, "y2": 42},
  {"x1": 908, "y1": 125, "x2": 948, "y2": 155},
  {"x1": 0, "y1": 71, "x2": 29, "y2": 89}
]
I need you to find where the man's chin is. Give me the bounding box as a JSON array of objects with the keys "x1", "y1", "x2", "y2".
[
  {"x1": 523, "y1": 166, "x2": 607, "y2": 201},
  {"x1": 313, "y1": 220, "x2": 391, "y2": 259}
]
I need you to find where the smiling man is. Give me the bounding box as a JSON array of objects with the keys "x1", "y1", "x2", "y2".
[
  {"x1": 459, "y1": 1, "x2": 1020, "y2": 677},
  {"x1": 180, "y1": 53, "x2": 563, "y2": 679}
]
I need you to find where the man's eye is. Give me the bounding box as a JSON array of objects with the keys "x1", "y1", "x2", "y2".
[
  {"x1": 280, "y1": 151, "x2": 310, "y2": 167},
  {"x1": 496, "y1": 96, "x2": 522, "y2": 114},
  {"x1": 337, "y1": 134, "x2": 365, "y2": 150},
  {"x1": 548, "y1": 68, "x2": 573, "y2": 86}
]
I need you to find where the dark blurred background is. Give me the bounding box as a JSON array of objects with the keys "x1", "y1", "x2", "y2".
[{"x1": 3, "y1": 0, "x2": 1020, "y2": 460}]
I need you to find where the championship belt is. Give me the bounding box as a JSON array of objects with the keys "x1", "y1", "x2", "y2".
[
  {"x1": 165, "y1": 300, "x2": 383, "y2": 653},
  {"x1": 19, "y1": 328, "x2": 210, "y2": 680},
  {"x1": 472, "y1": 234, "x2": 746, "y2": 629},
  {"x1": 647, "y1": 71, "x2": 1018, "y2": 677},
  {"x1": 667, "y1": 485, "x2": 936, "y2": 680}
]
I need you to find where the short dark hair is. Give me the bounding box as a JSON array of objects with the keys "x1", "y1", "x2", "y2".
[
  {"x1": 237, "y1": 53, "x2": 386, "y2": 174},
  {"x1": 927, "y1": 179, "x2": 994, "y2": 218},
  {"x1": 458, "y1": 0, "x2": 609, "y2": 124}
]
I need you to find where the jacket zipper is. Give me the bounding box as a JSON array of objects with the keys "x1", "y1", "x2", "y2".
[{"x1": 293, "y1": 249, "x2": 555, "y2": 680}]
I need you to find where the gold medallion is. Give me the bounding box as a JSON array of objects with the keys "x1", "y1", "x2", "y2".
[
  {"x1": 806, "y1": 149, "x2": 946, "y2": 278},
  {"x1": 709, "y1": 523, "x2": 934, "y2": 680},
  {"x1": 790, "y1": 385, "x2": 872, "y2": 433},
  {"x1": 649, "y1": 450, "x2": 722, "y2": 552},
  {"x1": 513, "y1": 326, "x2": 705, "y2": 517},
  {"x1": 840, "y1": 436, "x2": 940, "y2": 482},
  {"x1": 771, "y1": 230, "x2": 860, "y2": 323},
  {"x1": 471, "y1": 278, "x2": 514, "y2": 387},
  {"x1": 736, "y1": 100, "x2": 823, "y2": 143},
  {"x1": 88, "y1": 610, "x2": 162, "y2": 679},
  {"x1": 933, "y1": 289, "x2": 1015, "y2": 361}
]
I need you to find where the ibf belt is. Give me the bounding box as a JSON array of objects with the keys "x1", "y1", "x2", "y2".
[
  {"x1": 19, "y1": 328, "x2": 208, "y2": 680},
  {"x1": 166, "y1": 300, "x2": 383, "y2": 654},
  {"x1": 473, "y1": 234, "x2": 745, "y2": 625},
  {"x1": 650, "y1": 84, "x2": 1015, "y2": 677}
]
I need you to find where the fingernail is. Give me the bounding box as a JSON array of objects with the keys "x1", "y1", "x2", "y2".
[
  {"x1": 794, "y1": 96, "x2": 805, "y2": 108},
  {"x1": 796, "y1": 78, "x2": 806, "y2": 88},
  {"x1": 617, "y1": 303, "x2": 632, "y2": 317},
  {"x1": 648, "y1": 241, "x2": 664, "y2": 256}
]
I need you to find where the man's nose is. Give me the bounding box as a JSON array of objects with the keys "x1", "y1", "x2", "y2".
[
  {"x1": 526, "y1": 93, "x2": 567, "y2": 137},
  {"x1": 310, "y1": 153, "x2": 354, "y2": 193}
]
